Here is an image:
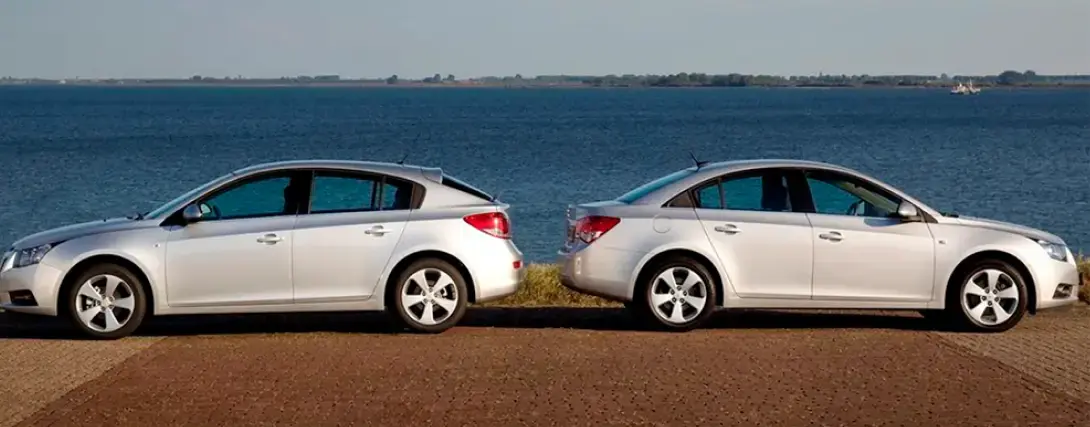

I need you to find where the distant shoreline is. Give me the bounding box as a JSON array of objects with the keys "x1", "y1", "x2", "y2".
[
  {"x1": 3, "y1": 81, "x2": 1089, "y2": 90},
  {"x1": 3, "y1": 70, "x2": 1089, "y2": 89}
]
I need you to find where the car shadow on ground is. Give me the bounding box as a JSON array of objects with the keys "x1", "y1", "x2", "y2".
[{"x1": 0, "y1": 307, "x2": 940, "y2": 340}]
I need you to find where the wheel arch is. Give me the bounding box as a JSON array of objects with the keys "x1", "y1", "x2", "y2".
[
  {"x1": 946, "y1": 249, "x2": 1038, "y2": 314},
  {"x1": 58, "y1": 253, "x2": 156, "y2": 316},
  {"x1": 382, "y1": 250, "x2": 476, "y2": 307},
  {"x1": 633, "y1": 248, "x2": 725, "y2": 307}
]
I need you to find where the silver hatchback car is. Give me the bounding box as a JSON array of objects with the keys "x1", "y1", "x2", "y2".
[
  {"x1": 0, "y1": 160, "x2": 524, "y2": 339},
  {"x1": 559, "y1": 159, "x2": 1080, "y2": 332}
]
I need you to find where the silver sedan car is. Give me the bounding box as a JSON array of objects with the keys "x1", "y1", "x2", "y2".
[
  {"x1": 0, "y1": 160, "x2": 524, "y2": 339},
  {"x1": 559, "y1": 159, "x2": 1080, "y2": 332}
]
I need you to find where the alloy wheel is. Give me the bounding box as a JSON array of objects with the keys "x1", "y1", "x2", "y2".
[
  {"x1": 75, "y1": 274, "x2": 136, "y2": 333},
  {"x1": 400, "y1": 268, "x2": 460, "y2": 326}
]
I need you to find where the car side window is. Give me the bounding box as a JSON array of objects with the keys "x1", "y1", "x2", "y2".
[
  {"x1": 805, "y1": 171, "x2": 901, "y2": 217},
  {"x1": 692, "y1": 171, "x2": 794, "y2": 212},
  {"x1": 694, "y1": 182, "x2": 723, "y2": 209},
  {"x1": 310, "y1": 173, "x2": 379, "y2": 214},
  {"x1": 379, "y1": 178, "x2": 414, "y2": 210},
  {"x1": 200, "y1": 174, "x2": 299, "y2": 221}
]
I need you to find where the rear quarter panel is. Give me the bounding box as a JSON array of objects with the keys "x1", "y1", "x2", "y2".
[
  {"x1": 372, "y1": 206, "x2": 521, "y2": 303},
  {"x1": 578, "y1": 204, "x2": 731, "y2": 302}
]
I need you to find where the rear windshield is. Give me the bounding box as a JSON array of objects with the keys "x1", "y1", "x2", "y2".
[
  {"x1": 442, "y1": 174, "x2": 492, "y2": 201},
  {"x1": 616, "y1": 168, "x2": 696, "y2": 203}
]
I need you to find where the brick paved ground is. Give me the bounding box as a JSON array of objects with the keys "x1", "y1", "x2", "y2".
[{"x1": 2, "y1": 308, "x2": 1088, "y2": 427}]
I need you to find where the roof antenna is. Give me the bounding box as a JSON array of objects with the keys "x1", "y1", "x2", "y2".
[
  {"x1": 396, "y1": 152, "x2": 409, "y2": 165},
  {"x1": 689, "y1": 151, "x2": 708, "y2": 169}
]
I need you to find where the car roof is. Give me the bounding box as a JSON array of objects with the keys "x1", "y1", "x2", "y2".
[
  {"x1": 625, "y1": 158, "x2": 940, "y2": 216},
  {"x1": 231, "y1": 159, "x2": 443, "y2": 183}
]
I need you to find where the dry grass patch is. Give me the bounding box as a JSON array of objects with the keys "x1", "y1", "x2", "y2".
[
  {"x1": 482, "y1": 264, "x2": 619, "y2": 307},
  {"x1": 1078, "y1": 256, "x2": 1089, "y2": 304}
]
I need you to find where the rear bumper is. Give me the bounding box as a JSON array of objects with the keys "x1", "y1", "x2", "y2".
[
  {"x1": 0, "y1": 262, "x2": 64, "y2": 316},
  {"x1": 469, "y1": 241, "x2": 526, "y2": 303},
  {"x1": 557, "y1": 245, "x2": 642, "y2": 303}
]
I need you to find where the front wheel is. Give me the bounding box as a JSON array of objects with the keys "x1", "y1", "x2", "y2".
[
  {"x1": 947, "y1": 260, "x2": 1028, "y2": 333},
  {"x1": 65, "y1": 263, "x2": 148, "y2": 340},
  {"x1": 389, "y1": 259, "x2": 468, "y2": 333},
  {"x1": 640, "y1": 257, "x2": 717, "y2": 332}
]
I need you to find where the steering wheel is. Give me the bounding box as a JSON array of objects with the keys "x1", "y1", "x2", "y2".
[
  {"x1": 210, "y1": 204, "x2": 222, "y2": 219},
  {"x1": 846, "y1": 200, "x2": 864, "y2": 216}
]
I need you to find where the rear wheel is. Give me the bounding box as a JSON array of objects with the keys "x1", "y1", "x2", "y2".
[
  {"x1": 639, "y1": 257, "x2": 717, "y2": 331},
  {"x1": 65, "y1": 263, "x2": 148, "y2": 340},
  {"x1": 389, "y1": 259, "x2": 468, "y2": 333},
  {"x1": 946, "y1": 259, "x2": 1028, "y2": 333}
]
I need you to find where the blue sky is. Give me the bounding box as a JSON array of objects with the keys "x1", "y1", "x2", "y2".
[{"x1": 2, "y1": 0, "x2": 1087, "y2": 79}]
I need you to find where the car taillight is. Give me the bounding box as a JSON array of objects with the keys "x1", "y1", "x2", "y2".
[
  {"x1": 464, "y1": 212, "x2": 511, "y2": 239},
  {"x1": 575, "y1": 216, "x2": 620, "y2": 244}
]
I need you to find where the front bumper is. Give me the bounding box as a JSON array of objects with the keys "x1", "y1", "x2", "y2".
[
  {"x1": 1034, "y1": 257, "x2": 1081, "y2": 311},
  {"x1": 0, "y1": 262, "x2": 64, "y2": 316}
]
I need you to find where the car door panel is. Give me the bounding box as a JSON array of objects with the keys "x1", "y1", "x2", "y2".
[
  {"x1": 696, "y1": 209, "x2": 814, "y2": 299},
  {"x1": 690, "y1": 169, "x2": 814, "y2": 299},
  {"x1": 290, "y1": 170, "x2": 415, "y2": 302},
  {"x1": 802, "y1": 170, "x2": 937, "y2": 302},
  {"x1": 163, "y1": 170, "x2": 305, "y2": 308},
  {"x1": 292, "y1": 210, "x2": 408, "y2": 302},
  {"x1": 166, "y1": 217, "x2": 297, "y2": 307}
]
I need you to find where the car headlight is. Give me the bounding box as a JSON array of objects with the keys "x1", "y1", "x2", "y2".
[
  {"x1": 1037, "y1": 240, "x2": 1068, "y2": 262},
  {"x1": 13, "y1": 243, "x2": 55, "y2": 268}
]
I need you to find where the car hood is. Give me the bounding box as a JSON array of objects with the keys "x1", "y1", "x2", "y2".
[
  {"x1": 953, "y1": 216, "x2": 1065, "y2": 245},
  {"x1": 9, "y1": 218, "x2": 157, "y2": 250}
]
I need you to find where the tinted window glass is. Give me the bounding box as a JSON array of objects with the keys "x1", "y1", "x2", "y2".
[
  {"x1": 806, "y1": 172, "x2": 900, "y2": 217},
  {"x1": 441, "y1": 175, "x2": 491, "y2": 201},
  {"x1": 716, "y1": 172, "x2": 793, "y2": 212},
  {"x1": 617, "y1": 168, "x2": 696, "y2": 204},
  {"x1": 310, "y1": 174, "x2": 377, "y2": 213},
  {"x1": 202, "y1": 175, "x2": 296, "y2": 220},
  {"x1": 380, "y1": 179, "x2": 414, "y2": 210},
  {"x1": 694, "y1": 182, "x2": 722, "y2": 209}
]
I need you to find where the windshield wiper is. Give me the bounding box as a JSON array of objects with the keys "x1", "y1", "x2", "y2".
[
  {"x1": 942, "y1": 211, "x2": 960, "y2": 218},
  {"x1": 127, "y1": 212, "x2": 146, "y2": 220}
]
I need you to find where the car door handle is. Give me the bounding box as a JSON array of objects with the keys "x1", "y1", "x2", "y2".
[
  {"x1": 714, "y1": 224, "x2": 741, "y2": 234},
  {"x1": 256, "y1": 233, "x2": 283, "y2": 244},
  {"x1": 819, "y1": 231, "x2": 843, "y2": 242},
  {"x1": 364, "y1": 226, "x2": 391, "y2": 236}
]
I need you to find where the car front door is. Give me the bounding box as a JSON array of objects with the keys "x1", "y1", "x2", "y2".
[
  {"x1": 165, "y1": 170, "x2": 306, "y2": 307},
  {"x1": 290, "y1": 170, "x2": 413, "y2": 303},
  {"x1": 802, "y1": 169, "x2": 935, "y2": 302},
  {"x1": 692, "y1": 168, "x2": 814, "y2": 299}
]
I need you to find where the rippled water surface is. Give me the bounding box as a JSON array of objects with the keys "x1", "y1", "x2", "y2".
[{"x1": 1, "y1": 86, "x2": 1088, "y2": 261}]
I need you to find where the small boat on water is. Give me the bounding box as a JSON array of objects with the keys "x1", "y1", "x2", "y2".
[{"x1": 950, "y1": 79, "x2": 981, "y2": 95}]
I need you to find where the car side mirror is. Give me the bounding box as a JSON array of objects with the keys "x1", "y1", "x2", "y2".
[
  {"x1": 896, "y1": 201, "x2": 920, "y2": 221},
  {"x1": 182, "y1": 204, "x2": 205, "y2": 224}
]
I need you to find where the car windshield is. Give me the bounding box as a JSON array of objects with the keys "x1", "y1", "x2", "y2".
[
  {"x1": 616, "y1": 168, "x2": 696, "y2": 203},
  {"x1": 144, "y1": 172, "x2": 234, "y2": 219}
]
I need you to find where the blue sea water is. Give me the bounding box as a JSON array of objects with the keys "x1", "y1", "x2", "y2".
[{"x1": 1, "y1": 86, "x2": 1088, "y2": 262}]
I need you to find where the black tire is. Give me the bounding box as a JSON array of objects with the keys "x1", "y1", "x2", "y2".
[
  {"x1": 639, "y1": 256, "x2": 717, "y2": 332},
  {"x1": 945, "y1": 259, "x2": 1028, "y2": 333},
  {"x1": 388, "y1": 258, "x2": 468, "y2": 333},
  {"x1": 64, "y1": 263, "x2": 148, "y2": 340}
]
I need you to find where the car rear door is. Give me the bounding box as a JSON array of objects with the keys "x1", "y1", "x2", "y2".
[
  {"x1": 290, "y1": 169, "x2": 414, "y2": 303},
  {"x1": 692, "y1": 168, "x2": 815, "y2": 299}
]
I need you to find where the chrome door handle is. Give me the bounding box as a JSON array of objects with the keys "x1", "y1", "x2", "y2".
[
  {"x1": 819, "y1": 231, "x2": 843, "y2": 242},
  {"x1": 256, "y1": 233, "x2": 283, "y2": 244},
  {"x1": 714, "y1": 224, "x2": 741, "y2": 234},
  {"x1": 364, "y1": 226, "x2": 391, "y2": 236}
]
